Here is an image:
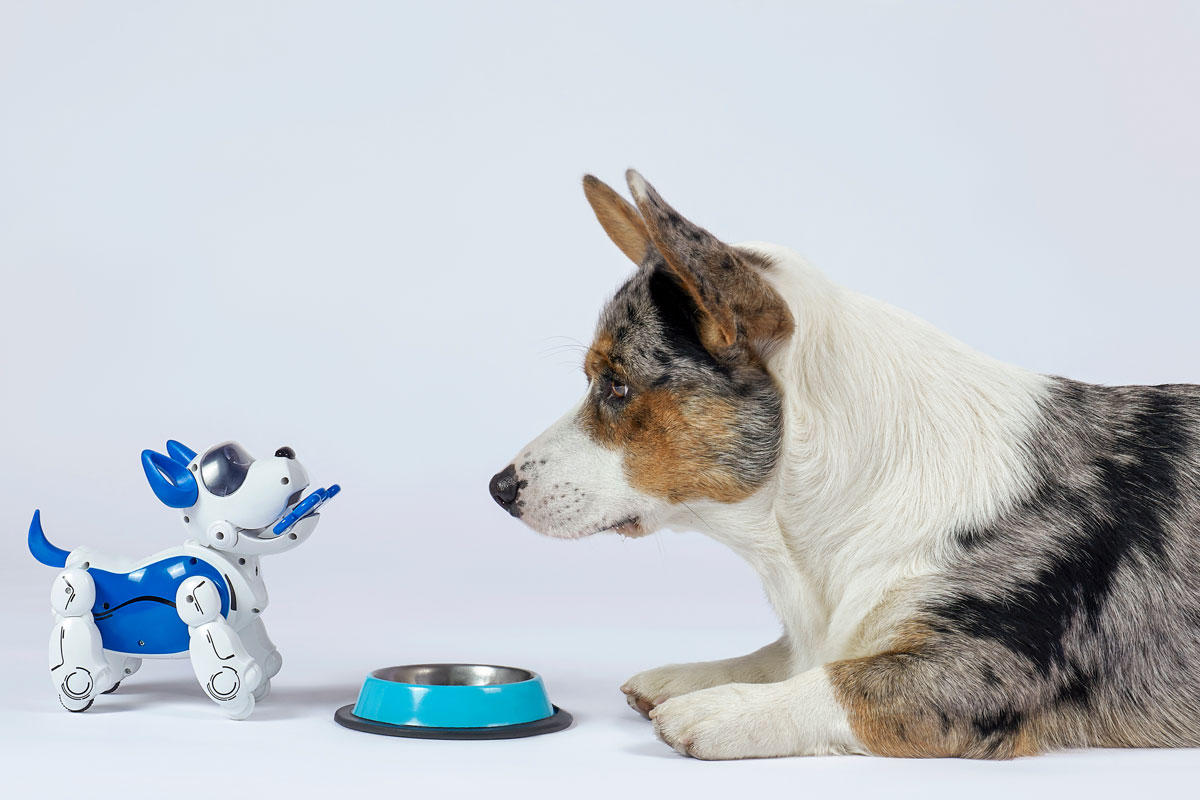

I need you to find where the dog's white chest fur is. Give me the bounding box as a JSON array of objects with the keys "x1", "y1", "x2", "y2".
[{"x1": 669, "y1": 242, "x2": 1050, "y2": 668}]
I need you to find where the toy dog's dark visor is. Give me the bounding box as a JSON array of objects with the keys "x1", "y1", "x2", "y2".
[{"x1": 199, "y1": 441, "x2": 254, "y2": 497}]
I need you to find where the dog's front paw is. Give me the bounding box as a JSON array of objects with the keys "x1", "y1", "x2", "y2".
[
  {"x1": 621, "y1": 662, "x2": 733, "y2": 718},
  {"x1": 649, "y1": 684, "x2": 791, "y2": 760}
]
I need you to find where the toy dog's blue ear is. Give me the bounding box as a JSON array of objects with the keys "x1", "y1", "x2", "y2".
[
  {"x1": 142, "y1": 450, "x2": 199, "y2": 508},
  {"x1": 166, "y1": 440, "x2": 197, "y2": 465}
]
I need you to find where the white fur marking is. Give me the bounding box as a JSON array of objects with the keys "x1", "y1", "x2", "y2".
[{"x1": 651, "y1": 668, "x2": 865, "y2": 759}]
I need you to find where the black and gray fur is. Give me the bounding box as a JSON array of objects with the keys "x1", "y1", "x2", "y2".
[{"x1": 835, "y1": 378, "x2": 1200, "y2": 757}]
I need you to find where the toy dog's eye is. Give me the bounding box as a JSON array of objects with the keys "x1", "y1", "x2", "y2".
[
  {"x1": 609, "y1": 381, "x2": 629, "y2": 400},
  {"x1": 200, "y1": 441, "x2": 254, "y2": 497}
]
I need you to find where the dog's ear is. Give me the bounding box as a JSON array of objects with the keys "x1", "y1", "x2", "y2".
[
  {"x1": 142, "y1": 449, "x2": 199, "y2": 508},
  {"x1": 626, "y1": 169, "x2": 793, "y2": 355},
  {"x1": 583, "y1": 175, "x2": 652, "y2": 265}
]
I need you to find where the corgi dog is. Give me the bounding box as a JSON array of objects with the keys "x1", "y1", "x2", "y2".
[{"x1": 489, "y1": 170, "x2": 1200, "y2": 760}]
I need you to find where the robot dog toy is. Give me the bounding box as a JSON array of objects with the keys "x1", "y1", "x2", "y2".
[{"x1": 28, "y1": 440, "x2": 339, "y2": 719}]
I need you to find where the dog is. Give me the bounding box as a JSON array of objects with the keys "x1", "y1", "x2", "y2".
[
  {"x1": 489, "y1": 169, "x2": 1200, "y2": 760},
  {"x1": 30, "y1": 440, "x2": 338, "y2": 718}
]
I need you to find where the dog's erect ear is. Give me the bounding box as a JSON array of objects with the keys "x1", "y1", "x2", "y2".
[
  {"x1": 166, "y1": 439, "x2": 197, "y2": 465},
  {"x1": 583, "y1": 175, "x2": 652, "y2": 265},
  {"x1": 626, "y1": 169, "x2": 793, "y2": 354},
  {"x1": 142, "y1": 449, "x2": 199, "y2": 508}
]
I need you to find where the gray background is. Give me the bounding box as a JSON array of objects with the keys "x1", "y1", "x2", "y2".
[{"x1": 2, "y1": 1, "x2": 1198, "y2": 797}]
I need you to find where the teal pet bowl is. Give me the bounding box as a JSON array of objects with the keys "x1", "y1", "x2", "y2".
[{"x1": 334, "y1": 664, "x2": 573, "y2": 740}]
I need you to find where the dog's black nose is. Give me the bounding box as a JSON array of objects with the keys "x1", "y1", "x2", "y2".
[
  {"x1": 489, "y1": 465, "x2": 521, "y2": 517},
  {"x1": 275, "y1": 446, "x2": 296, "y2": 459}
]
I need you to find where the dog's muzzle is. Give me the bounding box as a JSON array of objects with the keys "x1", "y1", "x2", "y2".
[{"x1": 489, "y1": 465, "x2": 521, "y2": 517}]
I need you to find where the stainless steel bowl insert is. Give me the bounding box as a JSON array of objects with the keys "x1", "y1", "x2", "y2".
[{"x1": 371, "y1": 664, "x2": 535, "y2": 687}]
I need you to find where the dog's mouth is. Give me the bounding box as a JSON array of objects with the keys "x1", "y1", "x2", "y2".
[
  {"x1": 242, "y1": 489, "x2": 305, "y2": 538},
  {"x1": 240, "y1": 487, "x2": 322, "y2": 539},
  {"x1": 599, "y1": 516, "x2": 643, "y2": 538}
]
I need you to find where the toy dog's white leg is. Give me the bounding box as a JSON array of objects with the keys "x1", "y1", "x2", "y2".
[
  {"x1": 239, "y1": 616, "x2": 281, "y2": 701},
  {"x1": 101, "y1": 653, "x2": 142, "y2": 694},
  {"x1": 177, "y1": 576, "x2": 263, "y2": 720},
  {"x1": 49, "y1": 569, "x2": 115, "y2": 711}
]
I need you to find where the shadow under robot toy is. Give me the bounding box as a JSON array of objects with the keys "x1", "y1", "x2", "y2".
[{"x1": 28, "y1": 440, "x2": 339, "y2": 719}]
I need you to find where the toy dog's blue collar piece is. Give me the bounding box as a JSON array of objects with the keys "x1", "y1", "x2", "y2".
[{"x1": 272, "y1": 484, "x2": 340, "y2": 536}]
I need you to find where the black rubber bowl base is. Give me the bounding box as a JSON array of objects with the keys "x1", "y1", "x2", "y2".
[{"x1": 334, "y1": 704, "x2": 573, "y2": 740}]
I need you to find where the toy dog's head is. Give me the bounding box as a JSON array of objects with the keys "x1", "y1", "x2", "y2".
[
  {"x1": 141, "y1": 440, "x2": 314, "y2": 555},
  {"x1": 489, "y1": 171, "x2": 795, "y2": 540}
]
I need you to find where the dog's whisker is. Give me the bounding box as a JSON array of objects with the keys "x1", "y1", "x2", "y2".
[
  {"x1": 678, "y1": 500, "x2": 715, "y2": 533},
  {"x1": 539, "y1": 345, "x2": 588, "y2": 357},
  {"x1": 542, "y1": 335, "x2": 609, "y2": 367}
]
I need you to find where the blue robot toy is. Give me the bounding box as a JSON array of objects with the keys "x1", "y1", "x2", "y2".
[{"x1": 29, "y1": 440, "x2": 339, "y2": 719}]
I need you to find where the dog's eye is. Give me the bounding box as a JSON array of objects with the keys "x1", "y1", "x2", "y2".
[{"x1": 609, "y1": 381, "x2": 629, "y2": 400}]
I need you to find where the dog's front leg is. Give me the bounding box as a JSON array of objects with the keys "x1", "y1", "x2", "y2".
[
  {"x1": 621, "y1": 636, "x2": 791, "y2": 718},
  {"x1": 649, "y1": 667, "x2": 864, "y2": 759}
]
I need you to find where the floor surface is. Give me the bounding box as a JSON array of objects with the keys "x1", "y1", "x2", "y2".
[{"x1": 5, "y1": 614, "x2": 1196, "y2": 799}]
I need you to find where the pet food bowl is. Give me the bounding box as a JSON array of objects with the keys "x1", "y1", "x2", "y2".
[{"x1": 334, "y1": 664, "x2": 573, "y2": 740}]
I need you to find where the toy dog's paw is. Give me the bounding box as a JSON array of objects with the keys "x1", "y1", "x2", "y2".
[
  {"x1": 261, "y1": 649, "x2": 283, "y2": 680},
  {"x1": 222, "y1": 692, "x2": 256, "y2": 720},
  {"x1": 202, "y1": 660, "x2": 263, "y2": 719},
  {"x1": 621, "y1": 663, "x2": 735, "y2": 719},
  {"x1": 649, "y1": 684, "x2": 788, "y2": 760},
  {"x1": 55, "y1": 664, "x2": 113, "y2": 712},
  {"x1": 59, "y1": 694, "x2": 94, "y2": 713}
]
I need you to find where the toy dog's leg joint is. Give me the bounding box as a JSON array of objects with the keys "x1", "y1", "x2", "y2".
[
  {"x1": 51, "y1": 567, "x2": 94, "y2": 618},
  {"x1": 177, "y1": 576, "x2": 262, "y2": 719},
  {"x1": 49, "y1": 569, "x2": 115, "y2": 711},
  {"x1": 102, "y1": 652, "x2": 142, "y2": 693}
]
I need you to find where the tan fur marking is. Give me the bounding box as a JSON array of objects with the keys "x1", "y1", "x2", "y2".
[
  {"x1": 731, "y1": 249, "x2": 797, "y2": 349},
  {"x1": 827, "y1": 624, "x2": 1043, "y2": 759},
  {"x1": 583, "y1": 331, "x2": 617, "y2": 382},
  {"x1": 583, "y1": 175, "x2": 651, "y2": 265},
  {"x1": 827, "y1": 613, "x2": 1200, "y2": 758},
  {"x1": 680, "y1": 253, "x2": 796, "y2": 356},
  {"x1": 580, "y1": 386, "x2": 760, "y2": 504}
]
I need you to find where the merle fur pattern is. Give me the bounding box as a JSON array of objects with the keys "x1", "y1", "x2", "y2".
[
  {"x1": 588, "y1": 251, "x2": 786, "y2": 495},
  {"x1": 896, "y1": 379, "x2": 1200, "y2": 754}
]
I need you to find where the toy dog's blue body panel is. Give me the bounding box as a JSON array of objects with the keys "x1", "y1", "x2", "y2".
[
  {"x1": 91, "y1": 556, "x2": 231, "y2": 655},
  {"x1": 31, "y1": 510, "x2": 233, "y2": 655}
]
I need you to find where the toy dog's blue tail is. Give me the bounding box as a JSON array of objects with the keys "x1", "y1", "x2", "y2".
[{"x1": 28, "y1": 510, "x2": 69, "y2": 568}]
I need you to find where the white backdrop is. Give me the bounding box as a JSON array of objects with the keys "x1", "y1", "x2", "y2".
[{"x1": 2, "y1": 2, "x2": 1199, "y2": 797}]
